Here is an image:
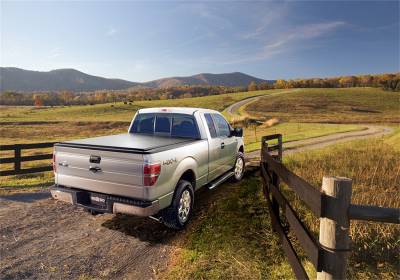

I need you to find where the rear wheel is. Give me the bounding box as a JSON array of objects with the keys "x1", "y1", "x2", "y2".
[
  {"x1": 161, "y1": 180, "x2": 194, "y2": 230},
  {"x1": 232, "y1": 152, "x2": 245, "y2": 182}
]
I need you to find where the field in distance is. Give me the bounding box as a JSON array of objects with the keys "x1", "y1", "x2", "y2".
[
  {"x1": 0, "y1": 89, "x2": 283, "y2": 122},
  {"x1": 245, "y1": 87, "x2": 400, "y2": 123}
]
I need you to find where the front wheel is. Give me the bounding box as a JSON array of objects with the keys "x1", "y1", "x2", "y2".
[
  {"x1": 161, "y1": 180, "x2": 194, "y2": 230},
  {"x1": 232, "y1": 152, "x2": 245, "y2": 182}
]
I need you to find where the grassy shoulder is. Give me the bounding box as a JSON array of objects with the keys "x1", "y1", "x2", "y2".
[
  {"x1": 162, "y1": 173, "x2": 307, "y2": 280},
  {"x1": 245, "y1": 88, "x2": 400, "y2": 123},
  {"x1": 160, "y1": 136, "x2": 399, "y2": 280},
  {"x1": 0, "y1": 89, "x2": 279, "y2": 122}
]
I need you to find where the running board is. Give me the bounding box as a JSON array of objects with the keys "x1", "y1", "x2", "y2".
[{"x1": 208, "y1": 171, "x2": 235, "y2": 190}]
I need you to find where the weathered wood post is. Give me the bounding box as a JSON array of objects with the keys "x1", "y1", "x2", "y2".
[
  {"x1": 15, "y1": 144, "x2": 21, "y2": 172},
  {"x1": 317, "y1": 177, "x2": 352, "y2": 280}
]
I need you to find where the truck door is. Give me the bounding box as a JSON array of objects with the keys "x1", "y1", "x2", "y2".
[
  {"x1": 212, "y1": 114, "x2": 238, "y2": 173},
  {"x1": 204, "y1": 113, "x2": 224, "y2": 181}
]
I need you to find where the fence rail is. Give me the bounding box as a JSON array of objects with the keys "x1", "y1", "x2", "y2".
[
  {"x1": 0, "y1": 142, "x2": 56, "y2": 176},
  {"x1": 260, "y1": 134, "x2": 399, "y2": 279}
]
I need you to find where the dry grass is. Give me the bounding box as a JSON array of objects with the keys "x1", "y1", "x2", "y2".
[
  {"x1": 246, "y1": 88, "x2": 400, "y2": 124},
  {"x1": 284, "y1": 137, "x2": 399, "y2": 279}
]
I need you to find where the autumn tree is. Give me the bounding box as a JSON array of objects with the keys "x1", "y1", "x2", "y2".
[
  {"x1": 247, "y1": 81, "x2": 258, "y2": 91},
  {"x1": 33, "y1": 94, "x2": 44, "y2": 107},
  {"x1": 61, "y1": 91, "x2": 74, "y2": 105},
  {"x1": 274, "y1": 79, "x2": 288, "y2": 89}
]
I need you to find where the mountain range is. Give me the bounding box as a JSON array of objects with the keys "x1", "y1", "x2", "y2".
[{"x1": 0, "y1": 67, "x2": 272, "y2": 92}]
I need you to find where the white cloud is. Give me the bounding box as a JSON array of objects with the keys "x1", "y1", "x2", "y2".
[{"x1": 224, "y1": 21, "x2": 346, "y2": 64}]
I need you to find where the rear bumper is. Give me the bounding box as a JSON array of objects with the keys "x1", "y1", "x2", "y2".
[{"x1": 50, "y1": 185, "x2": 160, "y2": 217}]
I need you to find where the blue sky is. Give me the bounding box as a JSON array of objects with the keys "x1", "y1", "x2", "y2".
[{"x1": 1, "y1": 1, "x2": 399, "y2": 82}]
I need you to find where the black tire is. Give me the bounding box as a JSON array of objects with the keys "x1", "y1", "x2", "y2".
[
  {"x1": 161, "y1": 180, "x2": 194, "y2": 230},
  {"x1": 232, "y1": 152, "x2": 245, "y2": 182}
]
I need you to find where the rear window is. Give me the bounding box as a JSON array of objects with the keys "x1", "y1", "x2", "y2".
[{"x1": 130, "y1": 113, "x2": 200, "y2": 139}]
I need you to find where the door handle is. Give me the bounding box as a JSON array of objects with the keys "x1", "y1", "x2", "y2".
[
  {"x1": 221, "y1": 142, "x2": 225, "y2": 149},
  {"x1": 89, "y1": 166, "x2": 102, "y2": 173}
]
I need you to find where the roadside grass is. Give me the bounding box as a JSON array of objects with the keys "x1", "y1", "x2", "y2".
[
  {"x1": 0, "y1": 90, "x2": 279, "y2": 122},
  {"x1": 245, "y1": 88, "x2": 400, "y2": 123},
  {"x1": 284, "y1": 137, "x2": 399, "y2": 279},
  {"x1": 162, "y1": 174, "x2": 304, "y2": 280},
  {"x1": 161, "y1": 137, "x2": 399, "y2": 280},
  {"x1": 243, "y1": 122, "x2": 364, "y2": 152}
]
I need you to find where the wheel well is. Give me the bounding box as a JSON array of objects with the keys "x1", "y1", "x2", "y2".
[
  {"x1": 239, "y1": 146, "x2": 244, "y2": 153},
  {"x1": 180, "y1": 169, "x2": 196, "y2": 188}
]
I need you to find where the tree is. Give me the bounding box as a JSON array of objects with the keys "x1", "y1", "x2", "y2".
[
  {"x1": 274, "y1": 79, "x2": 288, "y2": 89},
  {"x1": 248, "y1": 81, "x2": 258, "y2": 91},
  {"x1": 61, "y1": 91, "x2": 74, "y2": 105},
  {"x1": 33, "y1": 94, "x2": 43, "y2": 107}
]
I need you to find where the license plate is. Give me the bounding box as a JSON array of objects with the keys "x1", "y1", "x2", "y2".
[{"x1": 90, "y1": 194, "x2": 106, "y2": 206}]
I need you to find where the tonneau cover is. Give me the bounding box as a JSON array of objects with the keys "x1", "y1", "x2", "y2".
[{"x1": 56, "y1": 133, "x2": 198, "y2": 153}]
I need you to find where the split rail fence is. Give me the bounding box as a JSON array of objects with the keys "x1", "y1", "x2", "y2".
[
  {"x1": 260, "y1": 134, "x2": 399, "y2": 279},
  {"x1": 0, "y1": 142, "x2": 56, "y2": 176}
]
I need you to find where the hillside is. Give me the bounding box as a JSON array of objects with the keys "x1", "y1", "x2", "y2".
[
  {"x1": 143, "y1": 72, "x2": 272, "y2": 88},
  {"x1": 0, "y1": 67, "x2": 270, "y2": 92},
  {"x1": 0, "y1": 67, "x2": 140, "y2": 92}
]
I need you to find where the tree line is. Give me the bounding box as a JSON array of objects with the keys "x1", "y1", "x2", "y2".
[
  {"x1": 252, "y1": 73, "x2": 400, "y2": 91},
  {"x1": 0, "y1": 73, "x2": 398, "y2": 106}
]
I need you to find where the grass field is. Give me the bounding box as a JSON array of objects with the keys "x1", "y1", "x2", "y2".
[
  {"x1": 161, "y1": 132, "x2": 400, "y2": 280},
  {"x1": 1, "y1": 87, "x2": 398, "y2": 277},
  {"x1": 245, "y1": 88, "x2": 400, "y2": 123},
  {"x1": 0, "y1": 89, "x2": 283, "y2": 122}
]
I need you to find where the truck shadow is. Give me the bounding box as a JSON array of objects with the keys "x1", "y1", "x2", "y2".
[
  {"x1": 0, "y1": 191, "x2": 50, "y2": 203},
  {"x1": 101, "y1": 165, "x2": 259, "y2": 244}
]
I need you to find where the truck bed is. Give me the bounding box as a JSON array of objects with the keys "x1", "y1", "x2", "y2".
[{"x1": 56, "y1": 133, "x2": 200, "y2": 153}]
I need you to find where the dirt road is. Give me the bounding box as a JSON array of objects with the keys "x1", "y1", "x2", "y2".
[
  {"x1": 0, "y1": 192, "x2": 175, "y2": 279},
  {"x1": 225, "y1": 89, "x2": 297, "y2": 118},
  {"x1": 245, "y1": 125, "x2": 392, "y2": 160}
]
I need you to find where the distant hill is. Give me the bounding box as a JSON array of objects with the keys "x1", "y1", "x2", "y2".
[
  {"x1": 144, "y1": 72, "x2": 272, "y2": 88},
  {"x1": 0, "y1": 68, "x2": 139, "y2": 92},
  {"x1": 0, "y1": 67, "x2": 272, "y2": 92}
]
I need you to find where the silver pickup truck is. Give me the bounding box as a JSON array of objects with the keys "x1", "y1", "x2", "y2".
[{"x1": 51, "y1": 107, "x2": 244, "y2": 229}]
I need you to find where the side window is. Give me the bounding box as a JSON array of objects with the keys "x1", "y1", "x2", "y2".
[
  {"x1": 213, "y1": 114, "x2": 230, "y2": 137},
  {"x1": 204, "y1": 113, "x2": 217, "y2": 138}
]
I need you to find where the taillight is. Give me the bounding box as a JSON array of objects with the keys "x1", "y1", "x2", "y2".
[
  {"x1": 52, "y1": 152, "x2": 56, "y2": 173},
  {"x1": 143, "y1": 163, "x2": 161, "y2": 186}
]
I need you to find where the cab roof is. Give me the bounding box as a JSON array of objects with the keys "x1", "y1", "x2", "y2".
[{"x1": 137, "y1": 107, "x2": 220, "y2": 115}]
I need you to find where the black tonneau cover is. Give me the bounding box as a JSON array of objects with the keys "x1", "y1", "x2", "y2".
[{"x1": 56, "y1": 133, "x2": 201, "y2": 154}]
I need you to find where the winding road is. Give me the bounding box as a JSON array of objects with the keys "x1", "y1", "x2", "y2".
[{"x1": 225, "y1": 89, "x2": 298, "y2": 118}]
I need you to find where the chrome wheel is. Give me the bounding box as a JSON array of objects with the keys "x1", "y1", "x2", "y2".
[
  {"x1": 234, "y1": 156, "x2": 244, "y2": 180},
  {"x1": 178, "y1": 190, "x2": 191, "y2": 223}
]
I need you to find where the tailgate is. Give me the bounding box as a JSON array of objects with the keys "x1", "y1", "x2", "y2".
[{"x1": 54, "y1": 145, "x2": 145, "y2": 199}]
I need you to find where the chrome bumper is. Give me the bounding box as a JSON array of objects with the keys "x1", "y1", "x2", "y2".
[{"x1": 50, "y1": 185, "x2": 160, "y2": 217}]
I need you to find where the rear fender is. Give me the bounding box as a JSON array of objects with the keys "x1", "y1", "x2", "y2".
[{"x1": 171, "y1": 157, "x2": 198, "y2": 189}]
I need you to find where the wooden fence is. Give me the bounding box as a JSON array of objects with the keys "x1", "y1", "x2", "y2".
[
  {"x1": 0, "y1": 142, "x2": 56, "y2": 176},
  {"x1": 260, "y1": 134, "x2": 399, "y2": 280}
]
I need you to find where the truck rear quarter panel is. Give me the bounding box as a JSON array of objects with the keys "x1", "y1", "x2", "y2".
[{"x1": 144, "y1": 139, "x2": 209, "y2": 206}]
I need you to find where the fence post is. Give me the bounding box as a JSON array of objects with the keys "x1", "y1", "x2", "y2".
[
  {"x1": 15, "y1": 145, "x2": 21, "y2": 172},
  {"x1": 317, "y1": 177, "x2": 352, "y2": 280}
]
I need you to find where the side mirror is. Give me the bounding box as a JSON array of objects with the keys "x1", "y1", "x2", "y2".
[{"x1": 231, "y1": 127, "x2": 243, "y2": 137}]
